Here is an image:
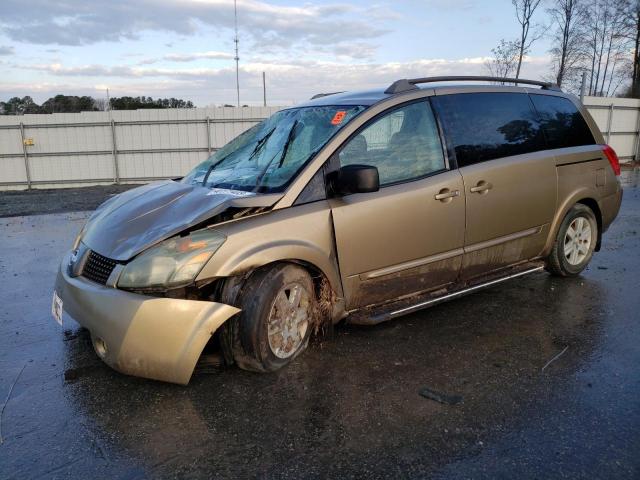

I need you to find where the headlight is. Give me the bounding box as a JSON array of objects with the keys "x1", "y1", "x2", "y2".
[{"x1": 117, "y1": 229, "x2": 226, "y2": 289}]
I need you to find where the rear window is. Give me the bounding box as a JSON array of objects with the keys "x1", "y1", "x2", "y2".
[
  {"x1": 431, "y1": 93, "x2": 546, "y2": 167},
  {"x1": 529, "y1": 94, "x2": 596, "y2": 149}
]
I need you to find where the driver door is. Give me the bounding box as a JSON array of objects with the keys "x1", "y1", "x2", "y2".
[{"x1": 329, "y1": 100, "x2": 466, "y2": 310}]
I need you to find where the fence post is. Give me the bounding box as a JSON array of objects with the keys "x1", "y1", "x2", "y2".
[
  {"x1": 605, "y1": 103, "x2": 614, "y2": 144},
  {"x1": 579, "y1": 72, "x2": 586, "y2": 102},
  {"x1": 635, "y1": 104, "x2": 640, "y2": 162},
  {"x1": 19, "y1": 122, "x2": 32, "y2": 189},
  {"x1": 206, "y1": 116, "x2": 212, "y2": 155},
  {"x1": 110, "y1": 119, "x2": 120, "y2": 184}
]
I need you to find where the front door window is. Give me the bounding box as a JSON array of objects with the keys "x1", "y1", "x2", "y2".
[{"x1": 338, "y1": 101, "x2": 446, "y2": 185}]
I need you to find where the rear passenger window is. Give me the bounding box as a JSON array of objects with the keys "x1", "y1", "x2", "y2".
[
  {"x1": 338, "y1": 101, "x2": 446, "y2": 185},
  {"x1": 529, "y1": 94, "x2": 596, "y2": 149},
  {"x1": 431, "y1": 93, "x2": 545, "y2": 167}
]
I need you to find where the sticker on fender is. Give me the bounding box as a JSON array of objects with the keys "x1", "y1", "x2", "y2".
[
  {"x1": 52, "y1": 291, "x2": 63, "y2": 326},
  {"x1": 331, "y1": 111, "x2": 346, "y2": 125}
]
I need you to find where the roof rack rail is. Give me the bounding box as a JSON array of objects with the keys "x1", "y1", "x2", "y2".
[
  {"x1": 310, "y1": 92, "x2": 344, "y2": 100},
  {"x1": 384, "y1": 76, "x2": 561, "y2": 94}
]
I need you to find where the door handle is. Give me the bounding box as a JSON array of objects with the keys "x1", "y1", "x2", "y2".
[
  {"x1": 434, "y1": 189, "x2": 460, "y2": 202},
  {"x1": 470, "y1": 181, "x2": 492, "y2": 194}
]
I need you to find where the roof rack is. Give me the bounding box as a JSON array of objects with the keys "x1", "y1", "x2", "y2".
[
  {"x1": 310, "y1": 92, "x2": 344, "y2": 100},
  {"x1": 384, "y1": 76, "x2": 561, "y2": 94}
]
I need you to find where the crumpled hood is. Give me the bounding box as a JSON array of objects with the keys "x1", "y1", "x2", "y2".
[{"x1": 81, "y1": 180, "x2": 282, "y2": 261}]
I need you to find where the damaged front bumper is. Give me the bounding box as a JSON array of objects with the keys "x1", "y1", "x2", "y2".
[{"x1": 55, "y1": 252, "x2": 240, "y2": 384}]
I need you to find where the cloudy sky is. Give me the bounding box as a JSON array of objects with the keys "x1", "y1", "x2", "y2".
[{"x1": 0, "y1": 0, "x2": 555, "y2": 106}]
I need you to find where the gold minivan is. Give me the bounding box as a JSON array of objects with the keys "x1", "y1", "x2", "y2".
[{"x1": 53, "y1": 76, "x2": 623, "y2": 384}]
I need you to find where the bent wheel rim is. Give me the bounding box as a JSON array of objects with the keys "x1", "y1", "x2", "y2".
[
  {"x1": 564, "y1": 216, "x2": 592, "y2": 266},
  {"x1": 267, "y1": 282, "x2": 310, "y2": 359}
]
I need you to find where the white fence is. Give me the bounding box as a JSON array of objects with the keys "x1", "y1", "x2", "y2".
[
  {"x1": 582, "y1": 96, "x2": 640, "y2": 164},
  {"x1": 0, "y1": 96, "x2": 638, "y2": 190},
  {"x1": 0, "y1": 107, "x2": 281, "y2": 190}
]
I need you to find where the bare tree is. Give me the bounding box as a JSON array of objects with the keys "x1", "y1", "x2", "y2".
[
  {"x1": 548, "y1": 0, "x2": 588, "y2": 86},
  {"x1": 584, "y1": 0, "x2": 632, "y2": 96},
  {"x1": 512, "y1": 0, "x2": 544, "y2": 79},
  {"x1": 485, "y1": 39, "x2": 521, "y2": 79},
  {"x1": 621, "y1": 0, "x2": 640, "y2": 97}
]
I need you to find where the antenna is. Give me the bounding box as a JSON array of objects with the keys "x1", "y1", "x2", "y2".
[{"x1": 234, "y1": 0, "x2": 240, "y2": 107}]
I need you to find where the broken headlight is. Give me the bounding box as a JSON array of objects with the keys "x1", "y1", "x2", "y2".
[{"x1": 117, "y1": 229, "x2": 226, "y2": 289}]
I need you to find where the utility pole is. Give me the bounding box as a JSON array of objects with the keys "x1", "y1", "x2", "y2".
[
  {"x1": 106, "y1": 88, "x2": 111, "y2": 112},
  {"x1": 262, "y1": 71, "x2": 266, "y2": 107},
  {"x1": 234, "y1": 0, "x2": 240, "y2": 107}
]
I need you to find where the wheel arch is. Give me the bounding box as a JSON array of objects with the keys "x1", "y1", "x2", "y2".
[
  {"x1": 544, "y1": 190, "x2": 603, "y2": 256},
  {"x1": 576, "y1": 198, "x2": 603, "y2": 251},
  {"x1": 199, "y1": 244, "x2": 347, "y2": 324}
]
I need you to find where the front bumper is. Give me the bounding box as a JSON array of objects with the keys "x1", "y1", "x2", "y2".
[{"x1": 55, "y1": 252, "x2": 240, "y2": 384}]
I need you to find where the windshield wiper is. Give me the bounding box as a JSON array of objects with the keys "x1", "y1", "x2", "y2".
[
  {"x1": 202, "y1": 127, "x2": 276, "y2": 187},
  {"x1": 248, "y1": 127, "x2": 276, "y2": 161},
  {"x1": 277, "y1": 120, "x2": 299, "y2": 168},
  {"x1": 201, "y1": 151, "x2": 234, "y2": 186},
  {"x1": 252, "y1": 120, "x2": 299, "y2": 192}
]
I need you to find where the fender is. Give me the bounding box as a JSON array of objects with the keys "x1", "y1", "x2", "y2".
[{"x1": 196, "y1": 201, "x2": 344, "y2": 302}]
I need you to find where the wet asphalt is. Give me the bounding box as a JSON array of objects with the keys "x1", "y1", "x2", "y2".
[{"x1": 0, "y1": 171, "x2": 639, "y2": 479}]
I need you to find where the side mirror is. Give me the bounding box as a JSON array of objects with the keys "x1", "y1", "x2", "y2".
[{"x1": 330, "y1": 164, "x2": 379, "y2": 195}]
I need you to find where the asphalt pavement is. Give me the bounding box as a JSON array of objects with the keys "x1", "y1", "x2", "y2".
[{"x1": 0, "y1": 170, "x2": 639, "y2": 479}]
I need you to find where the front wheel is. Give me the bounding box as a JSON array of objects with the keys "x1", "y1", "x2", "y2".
[
  {"x1": 221, "y1": 264, "x2": 316, "y2": 372},
  {"x1": 546, "y1": 204, "x2": 598, "y2": 277}
]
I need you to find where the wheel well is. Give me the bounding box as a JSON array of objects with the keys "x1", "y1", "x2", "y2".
[
  {"x1": 212, "y1": 260, "x2": 338, "y2": 324},
  {"x1": 576, "y1": 198, "x2": 602, "y2": 251},
  {"x1": 199, "y1": 260, "x2": 336, "y2": 366}
]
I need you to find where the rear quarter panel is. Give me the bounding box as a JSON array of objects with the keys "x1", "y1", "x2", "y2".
[{"x1": 543, "y1": 144, "x2": 621, "y2": 255}]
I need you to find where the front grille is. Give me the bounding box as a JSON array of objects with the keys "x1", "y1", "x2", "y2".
[{"x1": 82, "y1": 250, "x2": 118, "y2": 285}]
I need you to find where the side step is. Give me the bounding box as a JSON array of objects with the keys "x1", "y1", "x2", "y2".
[{"x1": 347, "y1": 262, "x2": 545, "y2": 326}]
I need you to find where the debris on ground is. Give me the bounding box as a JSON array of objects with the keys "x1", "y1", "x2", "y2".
[
  {"x1": 541, "y1": 346, "x2": 569, "y2": 373},
  {"x1": 0, "y1": 363, "x2": 27, "y2": 444},
  {"x1": 419, "y1": 387, "x2": 463, "y2": 405}
]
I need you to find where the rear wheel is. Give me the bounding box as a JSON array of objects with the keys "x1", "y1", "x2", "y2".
[
  {"x1": 221, "y1": 264, "x2": 315, "y2": 372},
  {"x1": 546, "y1": 204, "x2": 598, "y2": 277}
]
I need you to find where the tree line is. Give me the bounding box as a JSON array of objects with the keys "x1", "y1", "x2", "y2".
[
  {"x1": 486, "y1": 0, "x2": 640, "y2": 97},
  {"x1": 0, "y1": 95, "x2": 195, "y2": 115}
]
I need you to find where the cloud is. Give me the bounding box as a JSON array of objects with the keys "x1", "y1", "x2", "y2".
[
  {"x1": 0, "y1": 45, "x2": 14, "y2": 55},
  {"x1": 0, "y1": 0, "x2": 389, "y2": 55},
  {"x1": 332, "y1": 43, "x2": 378, "y2": 60},
  {"x1": 12, "y1": 55, "x2": 553, "y2": 105},
  {"x1": 138, "y1": 51, "x2": 234, "y2": 65}
]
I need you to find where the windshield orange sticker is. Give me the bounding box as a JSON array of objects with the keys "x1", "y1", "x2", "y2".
[{"x1": 331, "y1": 111, "x2": 347, "y2": 125}]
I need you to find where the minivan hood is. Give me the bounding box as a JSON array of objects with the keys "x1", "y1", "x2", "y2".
[{"x1": 81, "y1": 180, "x2": 282, "y2": 261}]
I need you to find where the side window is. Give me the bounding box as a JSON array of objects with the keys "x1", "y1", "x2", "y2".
[
  {"x1": 530, "y1": 94, "x2": 596, "y2": 149},
  {"x1": 431, "y1": 93, "x2": 546, "y2": 167},
  {"x1": 338, "y1": 101, "x2": 446, "y2": 185}
]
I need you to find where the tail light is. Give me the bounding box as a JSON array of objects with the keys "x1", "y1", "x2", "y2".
[{"x1": 602, "y1": 144, "x2": 621, "y2": 176}]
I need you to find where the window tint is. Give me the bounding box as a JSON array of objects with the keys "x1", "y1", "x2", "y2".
[
  {"x1": 530, "y1": 94, "x2": 595, "y2": 149},
  {"x1": 431, "y1": 93, "x2": 546, "y2": 167},
  {"x1": 338, "y1": 101, "x2": 446, "y2": 185}
]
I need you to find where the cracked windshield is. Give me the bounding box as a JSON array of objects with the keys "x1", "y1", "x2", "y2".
[{"x1": 183, "y1": 105, "x2": 365, "y2": 193}]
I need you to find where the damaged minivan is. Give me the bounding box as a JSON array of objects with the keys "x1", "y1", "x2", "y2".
[{"x1": 53, "y1": 76, "x2": 622, "y2": 384}]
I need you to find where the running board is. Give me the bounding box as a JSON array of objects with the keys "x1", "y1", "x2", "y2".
[{"x1": 348, "y1": 264, "x2": 544, "y2": 326}]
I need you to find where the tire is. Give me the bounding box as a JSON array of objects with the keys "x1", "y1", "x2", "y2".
[
  {"x1": 220, "y1": 264, "x2": 316, "y2": 372},
  {"x1": 546, "y1": 204, "x2": 598, "y2": 277}
]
